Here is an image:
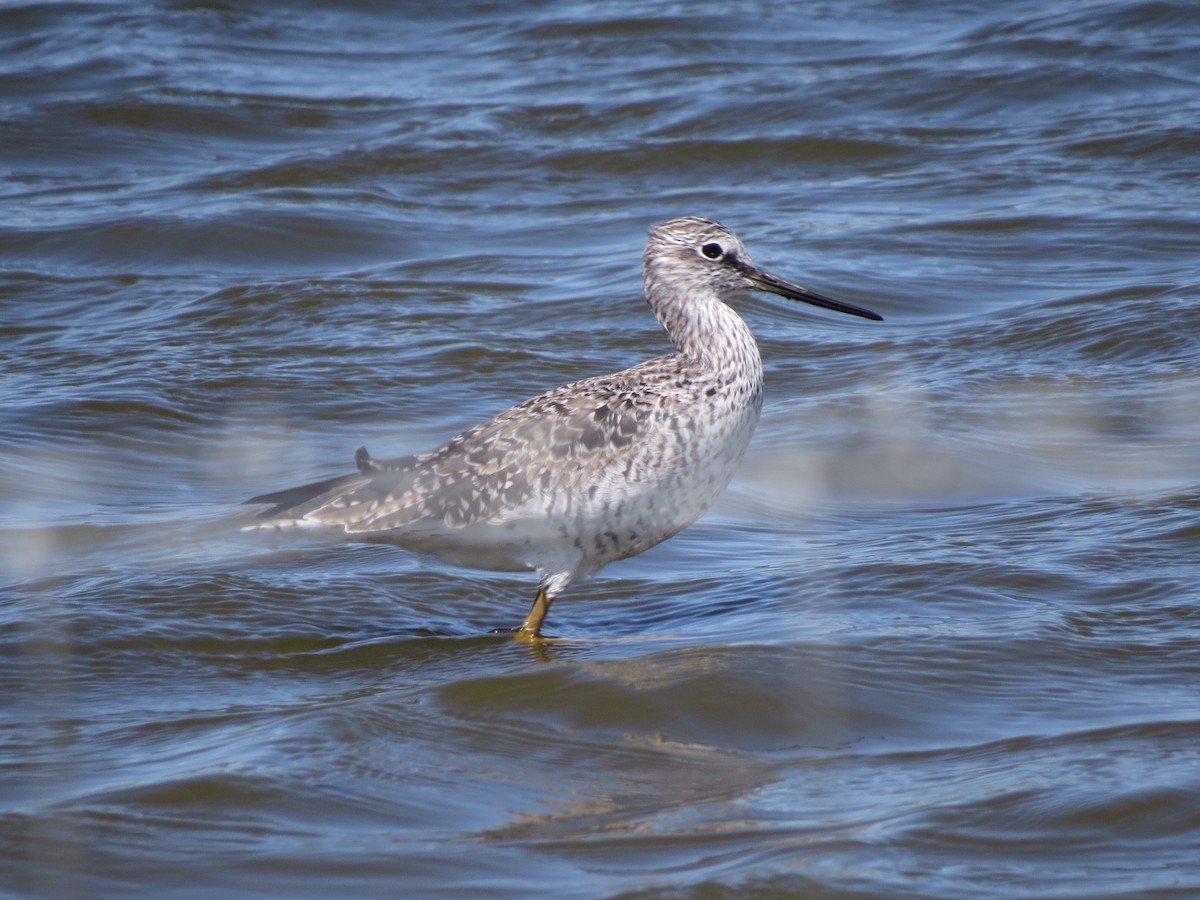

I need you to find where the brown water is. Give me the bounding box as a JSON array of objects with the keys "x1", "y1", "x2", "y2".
[{"x1": 3, "y1": 2, "x2": 1200, "y2": 897}]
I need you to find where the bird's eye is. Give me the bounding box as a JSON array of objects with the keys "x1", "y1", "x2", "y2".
[{"x1": 700, "y1": 242, "x2": 723, "y2": 260}]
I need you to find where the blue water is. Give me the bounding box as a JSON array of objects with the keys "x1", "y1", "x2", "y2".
[{"x1": 3, "y1": 1, "x2": 1200, "y2": 897}]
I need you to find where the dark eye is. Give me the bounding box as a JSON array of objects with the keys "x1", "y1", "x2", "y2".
[{"x1": 700, "y1": 242, "x2": 723, "y2": 260}]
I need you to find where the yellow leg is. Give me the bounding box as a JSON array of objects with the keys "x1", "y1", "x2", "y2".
[{"x1": 515, "y1": 587, "x2": 552, "y2": 641}]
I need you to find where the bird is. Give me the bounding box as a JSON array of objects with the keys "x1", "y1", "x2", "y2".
[{"x1": 244, "y1": 216, "x2": 881, "y2": 640}]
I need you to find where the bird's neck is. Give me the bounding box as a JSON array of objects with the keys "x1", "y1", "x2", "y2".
[{"x1": 649, "y1": 286, "x2": 764, "y2": 380}]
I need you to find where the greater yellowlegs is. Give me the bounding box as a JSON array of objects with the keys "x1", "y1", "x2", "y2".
[{"x1": 245, "y1": 217, "x2": 881, "y2": 638}]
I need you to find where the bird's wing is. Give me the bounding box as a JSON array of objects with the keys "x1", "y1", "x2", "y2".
[{"x1": 244, "y1": 355, "x2": 699, "y2": 536}]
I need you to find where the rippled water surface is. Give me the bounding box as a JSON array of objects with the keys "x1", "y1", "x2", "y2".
[{"x1": 4, "y1": 1, "x2": 1200, "y2": 897}]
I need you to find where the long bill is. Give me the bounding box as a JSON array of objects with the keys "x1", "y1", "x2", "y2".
[{"x1": 744, "y1": 267, "x2": 883, "y2": 321}]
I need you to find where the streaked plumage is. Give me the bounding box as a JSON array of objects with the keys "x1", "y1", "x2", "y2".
[{"x1": 245, "y1": 217, "x2": 881, "y2": 638}]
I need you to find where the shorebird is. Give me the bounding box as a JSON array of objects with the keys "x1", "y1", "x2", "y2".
[{"x1": 244, "y1": 217, "x2": 881, "y2": 639}]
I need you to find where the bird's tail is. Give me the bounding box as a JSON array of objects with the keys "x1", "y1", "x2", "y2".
[
  {"x1": 241, "y1": 470, "x2": 370, "y2": 526},
  {"x1": 241, "y1": 446, "x2": 417, "y2": 529}
]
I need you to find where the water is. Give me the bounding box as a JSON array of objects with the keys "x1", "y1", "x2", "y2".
[{"x1": 3, "y1": 1, "x2": 1199, "y2": 897}]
